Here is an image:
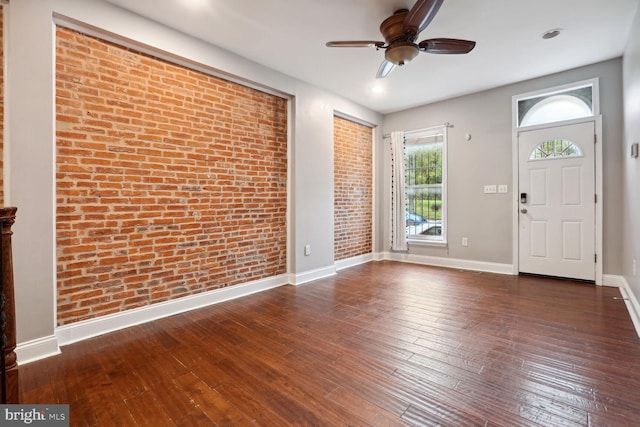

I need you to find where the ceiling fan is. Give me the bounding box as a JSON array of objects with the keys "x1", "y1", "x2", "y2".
[{"x1": 326, "y1": 0, "x2": 476, "y2": 78}]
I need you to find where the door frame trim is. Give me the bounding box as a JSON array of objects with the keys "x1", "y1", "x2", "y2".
[{"x1": 511, "y1": 116, "x2": 603, "y2": 285}]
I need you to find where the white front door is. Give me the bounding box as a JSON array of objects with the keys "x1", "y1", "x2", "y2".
[{"x1": 518, "y1": 121, "x2": 595, "y2": 281}]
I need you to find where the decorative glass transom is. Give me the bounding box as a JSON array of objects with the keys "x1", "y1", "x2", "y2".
[
  {"x1": 514, "y1": 79, "x2": 599, "y2": 128},
  {"x1": 520, "y1": 94, "x2": 592, "y2": 127},
  {"x1": 529, "y1": 139, "x2": 583, "y2": 160}
]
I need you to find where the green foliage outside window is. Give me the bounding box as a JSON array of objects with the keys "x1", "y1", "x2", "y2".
[
  {"x1": 405, "y1": 144, "x2": 442, "y2": 185},
  {"x1": 405, "y1": 143, "x2": 443, "y2": 221}
]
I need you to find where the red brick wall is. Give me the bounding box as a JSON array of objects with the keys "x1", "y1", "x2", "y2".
[
  {"x1": 334, "y1": 116, "x2": 372, "y2": 261},
  {"x1": 55, "y1": 27, "x2": 288, "y2": 325}
]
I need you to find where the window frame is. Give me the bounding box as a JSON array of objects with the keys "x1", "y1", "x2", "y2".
[
  {"x1": 513, "y1": 78, "x2": 599, "y2": 130},
  {"x1": 404, "y1": 125, "x2": 448, "y2": 247}
]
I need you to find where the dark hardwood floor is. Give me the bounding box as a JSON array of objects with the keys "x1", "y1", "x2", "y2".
[{"x1": 20, "y1": 261, "x2": 640, "y2": 426}]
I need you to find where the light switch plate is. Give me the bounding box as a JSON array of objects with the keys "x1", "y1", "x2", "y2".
[
  {"x1": 498, "y1": 184, "x2": 508, "y2": 193},
  {"x1": 484, "y1": 185, "x2": 497, "y2": 194}
]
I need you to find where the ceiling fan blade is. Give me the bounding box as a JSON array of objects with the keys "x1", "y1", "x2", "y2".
[
  {"x1": 326, "y1": 41, "x2": 384, "y2": 48},
  {"x1": 376, "y1": 60, "x2": 396, "y2": 79},
  {"x1": 419, "y1": 38, "x2": 476, "y2": 54},
  {"x1": 404, "y1": 0, "x2": 444, "y2": 38}
]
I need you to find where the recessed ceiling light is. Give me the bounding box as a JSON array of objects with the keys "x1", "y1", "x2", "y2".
[
  {"x1": 542, "y1": 28, "x2": 562, "y2": 40},
  {"x1": 371, "y1": 84, "x2": 384, "y2": 94}
]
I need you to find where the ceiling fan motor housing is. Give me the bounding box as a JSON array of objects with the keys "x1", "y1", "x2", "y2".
[
  {"x1": 379, "y1": 9, "x2": 410, "y2": 43},
  {"x1": 380, "y1": 9, "x2": 419, "y2": 65}
]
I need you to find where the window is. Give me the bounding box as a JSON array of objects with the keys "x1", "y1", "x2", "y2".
[
  {"x1": 520, "y1": 94, "x2": 592, "y2": 127},
  {"x1": 515, "y1": 80, "x2": 597, "y2": 128},
  {"x1": 404, "y1": 126, "x2": 446, "y2": 243},
  {"x1": 529, "y1": 139, "x2": 583, "y2": 160}
]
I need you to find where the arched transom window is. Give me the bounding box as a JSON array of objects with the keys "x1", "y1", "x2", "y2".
[
  {"x1": 516, "y1": 81, "x2": 596, "y2": 128},
  {"x1": 521, "y1": 95, "x2": 592, "y2": 127},
  {"x1": 529, "y1": 139, "x2": 583, "y2": 161}
]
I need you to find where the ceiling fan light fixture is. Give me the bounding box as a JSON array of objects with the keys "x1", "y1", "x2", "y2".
[
  {"x1": 325, "y1": 0, "x2": 477, "y2": 78},
  {"x1": 385, "y1": 42, "x2": 419, "y2": 65}
]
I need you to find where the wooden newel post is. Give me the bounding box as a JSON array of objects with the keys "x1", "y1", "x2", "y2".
[{"x1": 0, "y1": 206, "x2": 19, "y2": 403}]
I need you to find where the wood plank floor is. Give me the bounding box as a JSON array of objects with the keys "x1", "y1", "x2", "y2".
[{"x1": 20, "y1": 261, "x2": 640, "y2": 426}]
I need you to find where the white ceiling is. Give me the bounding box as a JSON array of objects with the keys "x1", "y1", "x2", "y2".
[{"x1": 104, "y1": 0, "x2": 639, "y2": 114}]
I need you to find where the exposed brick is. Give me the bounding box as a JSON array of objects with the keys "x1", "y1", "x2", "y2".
[
  {"x1": 333, "y1": 116, "x2": 373, "y2": 261},
  {"x1": 55, "y1": 27, "x2": 287, "y2": 325}
]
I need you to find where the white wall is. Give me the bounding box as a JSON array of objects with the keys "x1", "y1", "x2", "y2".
[
  {"x1": 381, "y1": 59, "x2": 624, "y2": 272},
  {"x1": 5, "y1": 0, "x2": 382, "y2": 354},
  {"x1": 622, "y1": 6, "x2": 640, "y2": 302}
]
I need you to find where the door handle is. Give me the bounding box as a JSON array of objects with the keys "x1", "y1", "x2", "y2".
[{"x1": 520, "y1": 208, "x2": 528, "y2": 214}]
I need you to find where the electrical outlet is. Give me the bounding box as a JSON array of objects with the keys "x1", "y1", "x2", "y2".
[
  {"x1": 304, "y1": 244, "x2": 311, "y2": 256},
  {"x1": 461, "y1": 237, "x2": 468, "y2": 247},
  {"x1": 484, "y1": 185, "x2": 497, "y2": 194}
]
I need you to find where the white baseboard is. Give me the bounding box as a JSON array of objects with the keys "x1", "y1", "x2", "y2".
[
  {"x1": 27, "y1": 266, "x2": 635, "y2": 363},
  {"x1": 602, "y1": 274, "x2": 626, "y2": 288},
  {"x1": 15, "y1": 335, "x2": 60, "y2": 365},
  {"x1": 605, "y1": 274, "x2": 640, "y2": 338},
  {"x1": 335, "y1": 253, "x2": 374, "y2": 271},
  {"x1": 292, "y1": 265, "x2": 336, "y2": 286},
  {"x1": 383, "y1": 251, "x2": 514, "y2": 275},
  {"x1": 55, "y1": 274, "x2": 289, "y2": 347}
]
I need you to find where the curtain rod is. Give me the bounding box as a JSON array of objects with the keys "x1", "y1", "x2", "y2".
[{"x1": 382, "y1": 122, "x2": 453, "y2": 138}]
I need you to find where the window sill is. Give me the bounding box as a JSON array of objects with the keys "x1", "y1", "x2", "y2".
[{"x1": 407, "y1": 238, "x2": 448, "y2": 249}]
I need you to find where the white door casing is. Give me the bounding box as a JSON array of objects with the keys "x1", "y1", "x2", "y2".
[{"x1": 518, "y1": 121, "x2": 595, "y2": 281}]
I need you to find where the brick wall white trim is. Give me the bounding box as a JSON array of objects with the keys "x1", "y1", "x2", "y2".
[{"x1": 55, "y1": 274, "x2": 289, "y2": 348}]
